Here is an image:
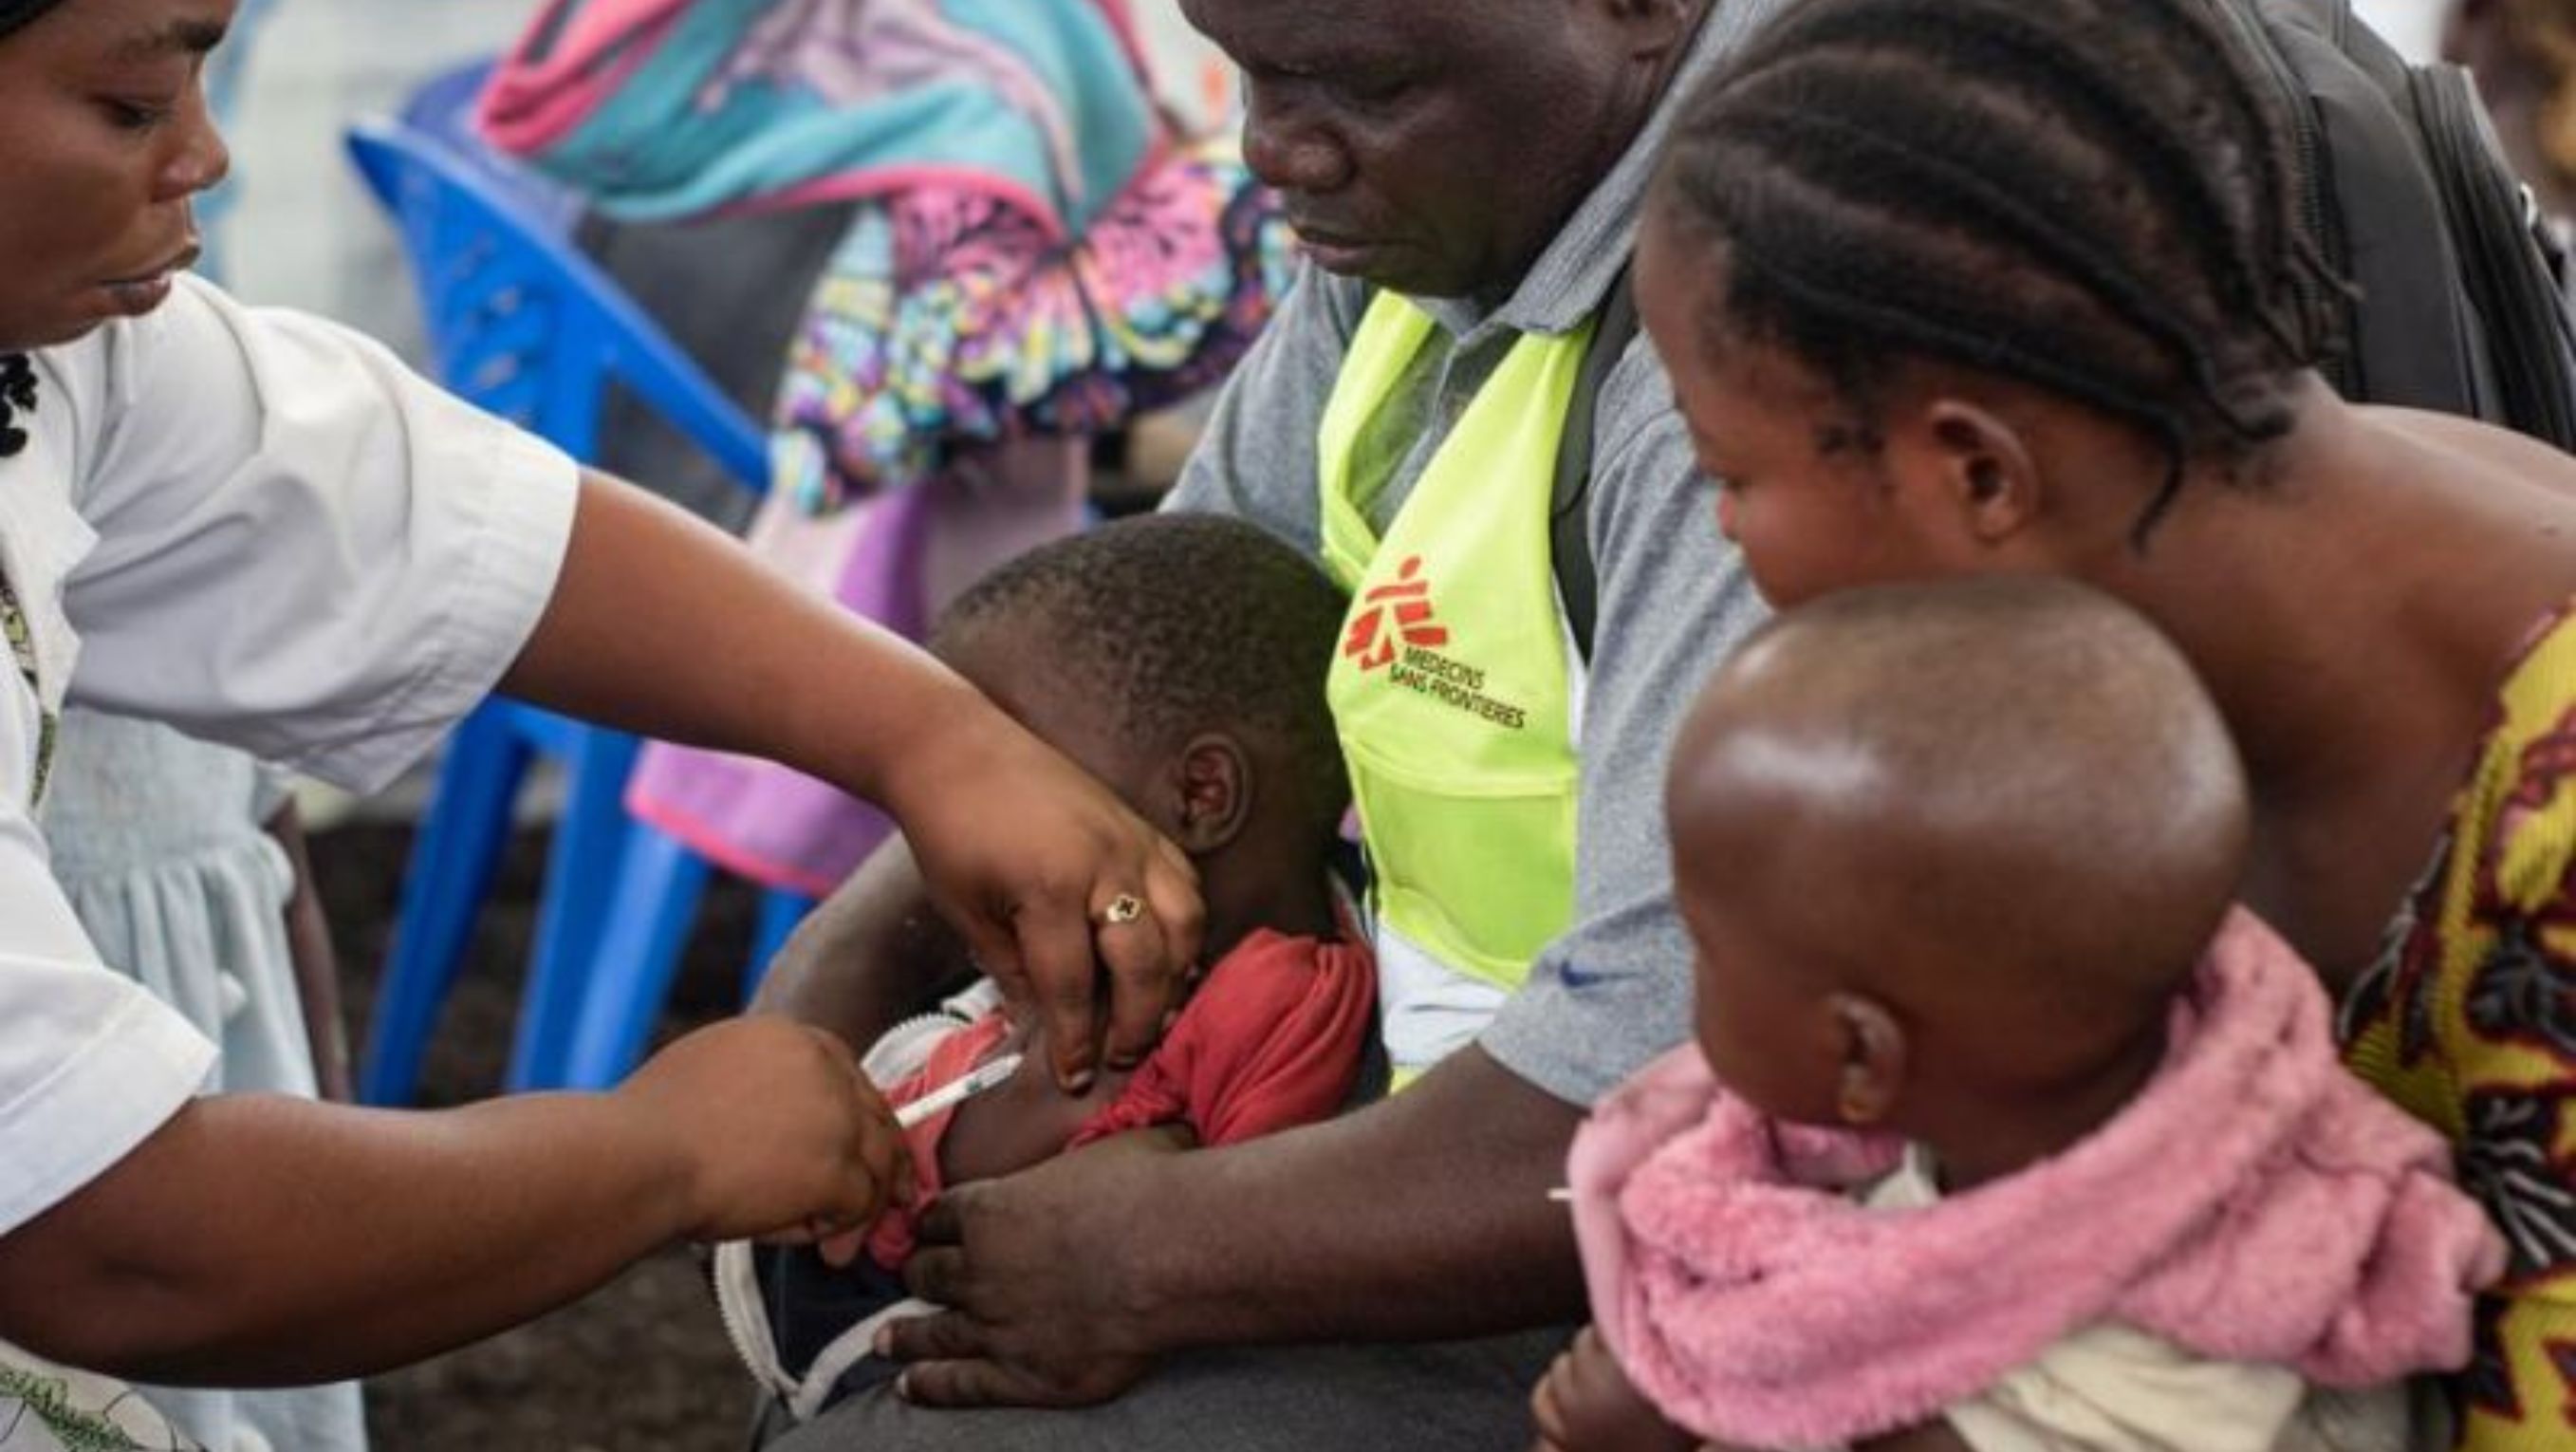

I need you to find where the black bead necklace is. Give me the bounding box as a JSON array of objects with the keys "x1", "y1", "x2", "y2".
[{"x1": 0, "y1": 354, "x2": 32, "y2": 457}]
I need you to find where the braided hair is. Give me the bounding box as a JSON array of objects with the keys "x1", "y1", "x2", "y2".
[{"x1": 1655, "y1": 0, "x2": 2348, "y2": 537}]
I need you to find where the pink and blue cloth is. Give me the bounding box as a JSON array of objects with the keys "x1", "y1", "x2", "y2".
[
  {"x1": 479, "y1": 0, "x2": 1159, "y2": 233},
  {"x1": 478, "y1": 0, "x2": 1291, "y2": 893}
]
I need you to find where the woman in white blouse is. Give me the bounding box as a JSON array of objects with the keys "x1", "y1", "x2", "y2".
[{"x1": 0, "y1": 0, "x2": 1201, "y2": 1410}]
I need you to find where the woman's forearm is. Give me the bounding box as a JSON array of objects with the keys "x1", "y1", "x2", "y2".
[{"x1": 0, "y1": 1092, "x2": 691, "y2": 1385}]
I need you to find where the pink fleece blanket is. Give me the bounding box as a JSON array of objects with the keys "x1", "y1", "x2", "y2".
[{"x1": 1567, "y1": 908, "x2": 2505, "y2": 1447}]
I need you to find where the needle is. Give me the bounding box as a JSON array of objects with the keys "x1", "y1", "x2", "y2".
[{"x1": 895, "y1": 1052, "x2": 1025, "y2": 1130}]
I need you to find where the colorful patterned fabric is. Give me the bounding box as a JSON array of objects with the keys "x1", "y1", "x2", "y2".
[
  {"x1": 478, "y1": 0, "x2": 1157, "y2": 233},
  {"x1": 480, "y1": 0, "x2": 1293, "y2": 514},
  {"x1": 2343, "y1": 598, "x2": 2576, "y2": 1449},
  {"x1": 613, "y1": 137, "x2": 1289, "y2": 888},
  {"x1": 490, "y1": 1, "x2": 1292, "y2": 884},
  {"x1": 615, "y1": 158, "x2": 1288, "y2": 877},
  {"x1": 773, "y1": 141, "x2": 1291, "y2": 512}
]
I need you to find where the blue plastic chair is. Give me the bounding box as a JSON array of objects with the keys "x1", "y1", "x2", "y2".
[
  {"x1": 347, "y1": 111, "x2": 811, "y2": 1102},
  {"x1": 555, "y1": 833, "x2": 818, "y2": 1089}
]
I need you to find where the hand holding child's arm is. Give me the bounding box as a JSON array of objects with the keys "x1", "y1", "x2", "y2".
[
  {"x1": 1529, "y1": 1325, "x2": 1700, "y2": 1452},
  {"x1": 617, "y1": 1015, "x2": 911, "y2": 1246}
]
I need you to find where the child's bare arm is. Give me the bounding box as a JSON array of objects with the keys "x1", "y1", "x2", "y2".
[
  {"x1": 0, "y1": 1017, "x2": 903, "y2": 1386},
  {"x1": 936, "y1": 1022, "x2": 1198, "y2": 1185}
]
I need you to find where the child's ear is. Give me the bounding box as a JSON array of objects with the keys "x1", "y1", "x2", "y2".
[
  {"x1": 1824, "y1": 992, "x2": 1907, "y2": 1127},
  {"x1": 1165, "y1": 735, "x2": 1253, "y2": 855},
  {"x1": 1889, "y1": 398, "x2": 2044, "y2": 550}
]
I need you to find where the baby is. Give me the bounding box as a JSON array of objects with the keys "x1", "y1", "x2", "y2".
[
  {"x1": 722, "y1": 513, "x2": 1376, "y2": 1423},
  {"x1": 1536, "y1": 578, "x2": 2502, "y2": 1452}
]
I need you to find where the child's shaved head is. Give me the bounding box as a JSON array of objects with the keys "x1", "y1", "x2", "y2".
[{"x1": 1671, "y1": 576, "x2": 2249, "y2": 1131}]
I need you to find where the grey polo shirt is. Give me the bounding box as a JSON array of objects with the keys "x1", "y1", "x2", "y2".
[{"x1": 1165, "y1": 0, "x2": 1787, "y2": 1107}]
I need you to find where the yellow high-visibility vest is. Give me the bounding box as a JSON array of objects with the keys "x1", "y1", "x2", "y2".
[{"x1": 1319, "y1": 292, "x2": 1592, "y2": 1083}]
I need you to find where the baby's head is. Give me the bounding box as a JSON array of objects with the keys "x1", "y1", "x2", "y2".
[
  {"x1": 932, "y1": 514, "x2": 1350, "y2": 940},
  {"x1": 1668, "y1": 577, "x2": 2248, "y2": 1178}
]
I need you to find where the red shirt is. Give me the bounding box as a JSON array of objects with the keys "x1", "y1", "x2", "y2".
[{"x1": 867, "y1": 927, "x2": 1376, "y2": 1267}]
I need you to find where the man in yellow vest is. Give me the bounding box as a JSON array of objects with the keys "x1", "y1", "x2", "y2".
[{"x1": 758, "y1": 0, "x2": 1788, "y2": 1445}]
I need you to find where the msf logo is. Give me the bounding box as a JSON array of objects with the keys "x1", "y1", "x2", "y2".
[{"x1": 1343, "y1": 555, "x2": 1448, "y2": 672}]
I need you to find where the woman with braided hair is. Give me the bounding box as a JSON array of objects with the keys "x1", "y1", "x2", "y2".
[
  {"x1": 0, "y1": 0, "x2": 1202, "y2": 1444},
  {"x1": 1542, "y1": 0, "x2": 2576, "y2": 1445}
]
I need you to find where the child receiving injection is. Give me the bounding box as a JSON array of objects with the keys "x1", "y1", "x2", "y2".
[
  {"x1": 1536, "y1": 578, "x2": 2502, "y2": 1452},
  {"x1": 725, "y1": 515, "x2": 1377, "y2": 1425}
]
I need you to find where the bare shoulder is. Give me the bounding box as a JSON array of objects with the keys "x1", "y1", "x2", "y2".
[{"x1": 2363, "y1": 405, "x2": 2576, "y2": 495}]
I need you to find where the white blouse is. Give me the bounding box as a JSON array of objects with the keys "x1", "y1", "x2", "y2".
[{"x1": 0, "y1": 275, "x2": 577, "y2": 1237}]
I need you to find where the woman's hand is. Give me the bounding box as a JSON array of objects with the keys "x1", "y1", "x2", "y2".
[
  {"x1": 617, "y1": 1017, "x2": 911, "y2": 1250},
  {"x1": 1530, "y1": 1325, "x2": 1700, "y2": 1452},
  {"x1": 881, "y1": 706, "x2": 1203, "y2": 1092}
]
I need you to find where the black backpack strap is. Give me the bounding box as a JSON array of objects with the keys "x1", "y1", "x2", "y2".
[
  {"x1": 2252, "y1": 0, "x2": 2576, "y2": 449},
  {"x1": 1552, "y1": 264, "x2": 1638, "y2": 664}
]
